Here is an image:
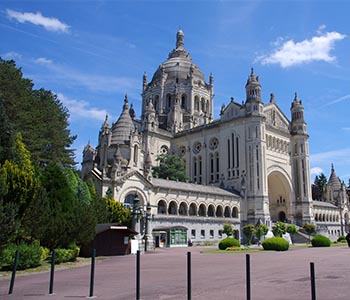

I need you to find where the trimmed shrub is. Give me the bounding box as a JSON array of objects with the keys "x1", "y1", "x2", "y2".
[
  {"x1": 41, "y1": 247, "x2": 50, "y2": 261},
  {"x1": 262, "y1": 237, "x2": 289, "y2": 251},
  {"x1": 0, "y1": 242, "x2": 43, "y2": 270},
  {"x1": 311, "y1": 234, "x2": 331, "y2": 247},
  {"x1": 55, "y1": 244, "x2": 80, "y2": 264},
  {"x1": 337, "y1": 235, "x2": 346, "y2": 243},
  {"x1": 218, "y1": 238, "x2": 240, "y2": 250}
]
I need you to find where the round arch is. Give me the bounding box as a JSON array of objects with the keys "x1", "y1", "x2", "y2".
[
  {"x1": 189, "y1": 203, "x2": 197, "y2": 216},
  {"x1": 179, "y1": 202, "x2": 188, "y2": 216},
  {"x1": 168, "y1": 201, "x2": 178, "y2": 215},
  {"x1": 198, "y1": 203, "x2": 206, "y2": 217},
  {"x1": 267, "y1": 168, "x2": 293, "y2": 223},
  {"x1": 157, "y1": 199, "x2": 167, "y2": 214},
  {"x1": 208, "y1": 204, "x2": 215, "y2": 217}
]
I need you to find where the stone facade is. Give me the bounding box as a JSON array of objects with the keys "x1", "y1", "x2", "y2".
[{"x1": 81, "y1": 29, "x2": 349, "y2": 246}]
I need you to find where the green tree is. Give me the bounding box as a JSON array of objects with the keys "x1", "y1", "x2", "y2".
[
  {"x1": 0, "y1": 58, "x2": 76, "y2": 168},
  {"x1": 223, "y1": 223, "x2": 233, "y2": 237},
  {"x1": 104, "y1": 195, "x2": 132, "y2": 228},
  {"x1": 303, "y1": 223, "x2": 316, "y2": 244},
  {"x1": 0, "y1": 98, "x2": 15, "y2": 164},
  {"x1": 312, "y1": 173, "x2": 327, "y2": 200},
  {"x1": 242, "y1": 224, "x2": 255, "y2": 245},
  {"x1": 255, "y1": 223, "x2": 268, "y2": 242},
  {"x1": 272, "y1": 222, "x2": 287, "y2": 237},
  {"x1": 153, "y1": 154, "x2": 188, "y2": 182}
]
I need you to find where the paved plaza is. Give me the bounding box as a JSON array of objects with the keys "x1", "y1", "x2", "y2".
[{"x1": 1, "y1": 245, "x2": 349, "y2": 300}]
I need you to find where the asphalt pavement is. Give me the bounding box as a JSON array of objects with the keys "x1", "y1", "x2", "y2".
[{"x1": 1, "y1": 245, "x2": 349, "y2": 300}]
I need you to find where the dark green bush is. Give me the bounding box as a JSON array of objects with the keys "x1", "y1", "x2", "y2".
[
  {"x1": 55, "y1": 244, "x2": 80, "y2": 264},
  {"x1": 311, "y1": 234, "x2": 331, "y2": 247},
  {"x1": 262, "y1": 237, "x2": 289, "y2": 251},
  {"x1": 218, "y1": 237, "x2": 240, "y2": 250},
  {"x1": 0, "y1": 242, "x2": 43, "y2": 270},
  {"x1": 337, "y1": 235, "x2": 346, "y2": 243}
]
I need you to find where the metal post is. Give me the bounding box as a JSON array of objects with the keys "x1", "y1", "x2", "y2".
[
  {"x1": 246, "y1": 254, "x2": 251, "y2": 300},
  {"x1": 89, "y1": 248, "x2": 96, "y2": 298},
  {"x1": 310, "y1": 262, "x2": 316, "y2": 300},
  {"x1": 136, "y1": 250, "x2": 140, "y2": 300},
  {"x1": 49, "y1": 249, "x2": 56, "y2": 294},
  {"x1": 187, "y1": 251, "x2": 191, "y2": 300},
  {"x1": 8, "y1": 249, "x2": 19, "y2": 294}
]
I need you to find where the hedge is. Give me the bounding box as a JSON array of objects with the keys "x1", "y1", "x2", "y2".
[
  {"x1": 54, "y1": 244, "x2": 80, "y2": 264},
  {"x1": 218, "y1": 238, "x2": 240, "y2": 250},
  {"x1": 0, "y1": 242, "x2": 45, "y2": 270},
  {"x1": 311, "y1": 234, "x2": 331, "y2": 247},
  {"x1": 262, "y1": 237, "x2": 289, "y2": 251}
]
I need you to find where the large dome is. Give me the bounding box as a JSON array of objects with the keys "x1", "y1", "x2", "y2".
[{"x1": 149, "y1": 29, "x2": 206, "y2": 86}]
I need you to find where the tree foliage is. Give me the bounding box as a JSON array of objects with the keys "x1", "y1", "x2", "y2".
[
  {"x1": 0, "y1": 57, "x2": 76, "y2": 168},
  {"x1": 303, "y1": 223, "x2": 316, "y2": 243},
  {"x1": 153, "y1": 154, "x2": 188, "y2": 182},
  {"x1": 272, "y1": 222, "x2": 287, "y2": 237},
  {"x1": 312, "y1": 173, "x2": 327, "y2": 200},
  {"x1": 104, "y1": 195, "x2": 132, "y2": 228},
  {"x1": 223, "y1": 223, "x2": 233, "y2": 237},
  {"x1": 255, "y1": 223, "x2": 268, "y2": 242},
  {"x1": 242, "y1": 224, "x2": 255, "y2": 245}
]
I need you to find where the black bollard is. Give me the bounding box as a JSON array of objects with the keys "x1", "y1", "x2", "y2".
[
  {"x1": 136, "y1": 250, "x2": 140, "y2": 300},
  {"x1": 49, "y1": 249, "x2": 56, "y2": 294},
  {"x1": 310, "y1": 262, "x2": 316, "y2": 300},
  {"x1": 8, "y1": 249, "x2": 19, "y2": 294},
  {"x1": 89, "y1": 248, "x2": 96, "y2": 298},
  {"x1": 246, "y1": 254, "x2": 251, "y2": 300},
  {"x1": 187, "y1": 251, "x2": 191, "y2": 300}
]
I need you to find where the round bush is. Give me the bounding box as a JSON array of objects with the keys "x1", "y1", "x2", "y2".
[
  {"x1": 262, "y1": 237, "x2": 289, "y2": 251},
  {"x1": 311, "y1": 234, "x2": 331, "y2": 247},
  {"x1": 337, "y1": 235, "x2": 346, "y2": 243},
  {"x1": 218, "y1": 237, "x2": 240, "y2": 250}
]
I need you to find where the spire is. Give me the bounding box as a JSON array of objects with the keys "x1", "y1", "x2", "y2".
[
  {"x1": 129, "y1": 103, "x2": 136, "y2": 119},
  {"x1": 123, "y1": 94, "x2": 129, "y2": 110},
  {"x1": 168, "y1": 28, "x2": 190, "y2": 59},
  {"x1": 176, "y1": 28, "x2": 184, "y2": 49}
]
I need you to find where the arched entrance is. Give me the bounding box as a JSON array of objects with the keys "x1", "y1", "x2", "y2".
[
  {"x1": 278, "y1": 211, "x2": 286, "y2": 222},
  {"x1": 268, "y1": 170, "x2": 292, "y2": 223}
]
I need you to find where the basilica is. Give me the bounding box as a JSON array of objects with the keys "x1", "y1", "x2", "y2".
[{"x1": 81, "y1": 29, "x2": 349, "y2": 248}]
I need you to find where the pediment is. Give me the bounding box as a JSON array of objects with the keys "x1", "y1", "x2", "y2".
[
  {"x1": 264, "y1": 105, "x2": 290, "y2": 133},
  {"x1": 220, "y1": 99, "x2": 243, "y2": 121},
  {"x1": 115, "y1": 170, "x2": 153, "y2": 189}
]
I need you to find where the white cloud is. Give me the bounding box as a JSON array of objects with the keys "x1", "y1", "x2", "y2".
[
  {"x1": 56, "y1": 93, "x2": 108, "y2": 121},
  {"x1": 34, "y1": 57, "x2": 53, "y2": 64},
  {"x1": 257, "y1": 30, "x2": 346, "y2": 68},
  {"x1": 310, "y1": 167, "x2": 324, "y2": 177},
  {"x1": 310, "y1": 148, "x2": 350, "y2": 165},
  {"x1": 2, "y1": 51, "x2": 22, "y2": 60},
  {"x1": 6, "y1": 9, "x2": 70, "y2": 32}
]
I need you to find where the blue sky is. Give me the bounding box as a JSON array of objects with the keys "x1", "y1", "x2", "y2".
[{"x1": 1, "y1": 0, "x2": 350, "y2": 183}]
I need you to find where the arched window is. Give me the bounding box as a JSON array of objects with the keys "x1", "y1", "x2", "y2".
[
  {"x1": 194, "y1": 96, "x2": 200, "y2": 111},
  {"x1": 198, "y1": 155, "x2": 202, "y2": 184},
  {"x1": 189, "y1": 203, "x2": 197, "y2": 216},
  {"x1": 157, "y1": 200, "x2": 167, "y2": 214},
  {"x1": 224, "y1": 206, "x2": 231, "y2": 217},
  {"x1": 216, "y1": 205, "x2": 223, "y2": 217},
  {"x1": 133, "y1": 144, "x2": 138, "y2": 165},
  {"x1": 198, "y1": 204, "x2": 206, "y2": 217},
  {"x1": 215, "y1": 152, "x2": 219, "y2": 181},
  {"x1": 167, "y1": 94, "x2": 172, "y2": 110},
  {"x1": 179, "y1": 202, "x2": 188, "y2": 216},
  {"x1": 181, "y1": 94, "x2": 187, "y2": 109},
  {"x1": 168, "y1": 201, "x2": 177, "y2": 215},
  {"x1": 201, "y1": 97, "x2": 205, "y2": 112},
  {"x1": 154, "y1": 95, "x2": 159, "y2": 112},
  {"x1": 193, "y1": 157, "x2": 197, "y2": 183},
  {"x1": 208, "y1": 204, "x2": 215, "y2": 217},
  {"x1": 232, "y1": 207, "x2": 239, "y2": 218}
]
